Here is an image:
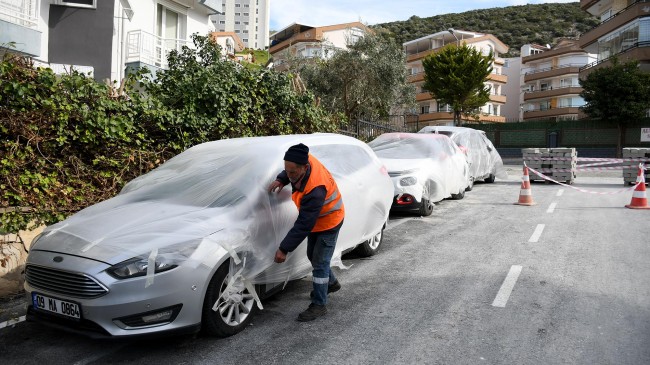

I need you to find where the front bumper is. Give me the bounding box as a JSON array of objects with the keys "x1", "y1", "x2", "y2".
[{"x1": 24, "y1": 250, "x2": 215, "y2": 338}]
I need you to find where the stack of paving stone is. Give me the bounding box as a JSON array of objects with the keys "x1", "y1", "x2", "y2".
[
  {"x1": 522, "y1": 147, "x2": 577, "y2": 184},
  {"x1": 622, "y1": 148, "x2": 650, "y2": 185}
]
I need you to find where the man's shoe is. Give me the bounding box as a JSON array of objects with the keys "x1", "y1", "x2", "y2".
[
  {"x1": 297, "y1": 303, "x2": 327, "y2": 322},
  {"x1": 310, "y1": 280, "x2": 342, "y2": 298}
]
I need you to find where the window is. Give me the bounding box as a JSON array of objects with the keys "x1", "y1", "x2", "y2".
[
  {"x1": 235, "y1": 21, "x2": 240, "y2": 24},
  {"x1": 219, "y1": 20, "x2": 225, "y2": 24},
  {"x1": 244, "y1": 21, "x2": 249, "y2": 25},
  {"x1": 243, "y1": 39, "x2": 248, "y2": 42},
  {"x1": 244, "y1": 13, "x2": 249, "y2": 16},
  {"x1": 235, "y1": 12, "x2": 240, "y2": 16},
  {"x1": 420, "y1": 105, "x2": 430, "y2": 114},
  {"x1": 53, "y1": 0, "x2": 96, "y2": 8},
  {"x1": 256, "y1": 9, "x2": 258, "y2": 14},
  {"x1": 235, "y1": 3, "x2": 241, "y2": 7},
  {"x1": 235, "y1": 30, "x2": 240, "y2": 33},
  {"x1": 243, "y1": 30, "x2": 248, "y2": 33},
  {"x1": 244, "y1": 4, "x2": 249, "y2": 7}
]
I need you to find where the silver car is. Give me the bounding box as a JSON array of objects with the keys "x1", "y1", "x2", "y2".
[{"x1": 24, "y1": 134, "x2": 394, "y2": 338}]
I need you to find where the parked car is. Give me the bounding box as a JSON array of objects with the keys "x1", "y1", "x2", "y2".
[
  {"x1": 418, "y1": 126, "x2": 507, "y2": 190},
  {"x1": 368, "y1": 133, "x2": 469, "y2": 216},
  {"x1": 24, "y1": 134, "x2": 394, "y2": 338}
]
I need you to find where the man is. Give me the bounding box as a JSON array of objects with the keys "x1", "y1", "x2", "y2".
[{"x1": 268, "y1": 143, "x2": 344, "y2": 322}]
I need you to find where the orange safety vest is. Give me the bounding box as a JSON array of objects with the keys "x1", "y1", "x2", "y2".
[{"x1": 292, "y1": 154, "x2": 345, "y2": 232}]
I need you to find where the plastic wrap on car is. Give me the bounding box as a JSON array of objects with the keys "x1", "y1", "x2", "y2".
[
  {"x1": 368, "y1": 133, "x2": 469, "y2": 204},
  {"x1": 30, "y1": 134, "x2": 394, "y2": 307}
]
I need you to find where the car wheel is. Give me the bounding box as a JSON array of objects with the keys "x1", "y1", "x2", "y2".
[
  {"x1": 484, "y1": 173, "x2": 496, "y2": 183},
  {"x1": 201, "y1": 260, "x2": 258, "y2": 337},
  {"x1": 465, "y1": 177, "x2": 474, "y2": 191},
  {"x1": 419, "y1": 198, "x2": 434, "y2": 216},
  {"x1": 354, "y1": 226, "x2": 384, "y2": 257},
  {"x1": 451, "y1": 188, "x2": 465, "y2": 200}
]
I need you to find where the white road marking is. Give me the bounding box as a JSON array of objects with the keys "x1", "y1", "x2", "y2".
[
  {"x1": 528, "y1": 224, "x2": 545, "y2": 243},
  {"x1": 556, "y1": 189, "x2": 564, "y2": 197},
  {"x1": 0, "y1": 315, "x2": 26, "y2": 329},
  {"x1": 546, "y1": 202, "x2": 557, "y2": 213},
  {"x1": 492, "y1": 265, "x2": 523, "y2": 308}
]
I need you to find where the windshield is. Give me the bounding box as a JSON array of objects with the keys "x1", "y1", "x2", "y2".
[{"x1": 369, "y1": 134, "x2": 450, "y2": 159}]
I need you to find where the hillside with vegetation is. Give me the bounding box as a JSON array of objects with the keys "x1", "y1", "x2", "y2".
[{"x1": 373, "y1": 2, "x2": 599, "y2": 57}]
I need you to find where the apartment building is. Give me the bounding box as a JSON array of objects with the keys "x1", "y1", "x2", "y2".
[
  {"x1": 403, "y1": 30, "x2": 508, "y2": 126},
  {"x1": 0, "y1": 0, "x2": 218, "y2": 82},
  {"x1": 519, "y1": 40, "x2": 597, "y2": 121},
  {"x1": 210, "y1": 0, "x2": 270, "y2": 50},
  {"x1": 268, "y1": 21, "x2": 368, "y2": 70},
  {"x1": 579, "y1": 0, "x2": 650, "y2": 76}
]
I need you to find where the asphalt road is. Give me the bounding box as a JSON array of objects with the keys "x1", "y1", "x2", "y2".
[{"x1": 1, "y1": 166, "x2": 649, "y2": 364}]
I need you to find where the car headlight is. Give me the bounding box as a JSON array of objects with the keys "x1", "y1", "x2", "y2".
[
  {"x1": 107, "y1": 255, "x2": 178, "y2": 279},
  {"x1": 399, "y1": 176, "x2": 417, "y2": 186}
]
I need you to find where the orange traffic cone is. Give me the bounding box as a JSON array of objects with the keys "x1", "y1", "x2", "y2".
[
  {"x1": 515, "y1": 163, "x2": 536, "y2": 206},
  {"x1": 625, "y1": 164, "x2": 650, "y2": 209}
]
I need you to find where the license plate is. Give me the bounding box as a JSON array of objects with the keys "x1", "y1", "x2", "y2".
[{"x1": 32, "y1": 293, "x2": 81, "y2": 320}]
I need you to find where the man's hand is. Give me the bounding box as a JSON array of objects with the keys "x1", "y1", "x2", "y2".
[
  {"x1": 274, "y1": 249, "x2": 287, "y2": 263},
  {"x1": 268, "y1": 180, "x2": 285, "y2": 193}
]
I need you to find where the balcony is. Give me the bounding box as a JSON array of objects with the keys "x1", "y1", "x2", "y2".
[
  {"x1": 0, "y1": 0, "x2": 40, "y2": 56},
  {"x1": 524, "y1": 65, "x2": 582, "y2": 82},
  {"x1": 419, "y1": 111, "x2": 505, "y2": 124},
  {"x1": 523, "y1": 86, "x2": 583, "y2": 101},
  {"x1": 416, "y1": 91, "x2": 432, "y2": 102},
  {"x1": 579, "y1": 1, "x2": 650, "y2": 48},
  {"x1": 488, "y1": 73, "x2": 507, "y2": 83},
  {"x1": 489, "y1": 94, "x2": 506, "y2": 104},
  {"x1": 126, "y1": 30, "x2": 189, "y2": 70},
  {"x1": 580, "y1": 42, "x2": 650, "y2": 75},
  {"x1": 523, "y1": 106, "x2": 581, "y2": 120},
  {"x1": 408, "y1": 71, "x2": 424, "y2": 82}
]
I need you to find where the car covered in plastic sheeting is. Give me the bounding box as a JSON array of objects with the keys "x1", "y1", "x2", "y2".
[
  {"x1": 418, "y1": 126, "x2": 507, "y2": 190},
  {"x1": 24, "y1": 134, "x2": 394, "y2": 338},
  {"x1": 368, "y1": 133, "x2": 469, "y2": 216}
]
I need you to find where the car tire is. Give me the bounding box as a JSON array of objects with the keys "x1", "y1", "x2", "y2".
[
  {"x1": 484, "y1": 173, "x2": 496, "y2": 183},
  {"x1": 419, "y1": 198, "x2": 434, "y2": 216},
  {"x1": 451, "y1": 188, "x2": 465, "y2": 200},
  {"x1": 465, "y1": 177, "x2": 474, "y2": 191},
  {"x1": 354, "y1": 226, "x2": 384, "y2": 257},
  {"x1": 201, "y1": 260, "x2": 258, "y2": 337}
]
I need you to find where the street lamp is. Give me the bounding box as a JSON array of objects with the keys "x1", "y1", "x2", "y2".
[{"x1": 448, "y1": 28, "x2": 459, "y2": 46}]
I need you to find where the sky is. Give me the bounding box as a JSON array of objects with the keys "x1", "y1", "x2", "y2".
[{"x1": 270, "y1": 0, "x2": 578, "y2": 31}]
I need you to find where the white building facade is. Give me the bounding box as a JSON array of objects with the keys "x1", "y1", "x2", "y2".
[{"x1": 210, "y1": 0, "x2": 270, "y2": 49}]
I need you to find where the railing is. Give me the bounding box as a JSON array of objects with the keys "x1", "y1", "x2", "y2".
[
  {"x1": 524, "y1": 105, "x2": 583, "y2": 113},
  {"x1": 523, "y1": 85, "x2": 582, "y2": 94},
  {"x1": 524, "y1": 63, "x2": 585, "y2": 75},
  {"x1": 583, "y1": 0, "x2": 648, "y2": 34},
  {"x1": 0, "y1": 0, "x2": 38, "y2": 28},
  {"x1": 580, "y1": 41, "x2": 650, "y2": 71},
  {"x1": 126, "y1": 30, "x2": 190, "y2": 69}
]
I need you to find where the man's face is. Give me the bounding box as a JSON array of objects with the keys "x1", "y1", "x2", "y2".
[{"x1": 285, "y1": 161, "x2": 308, "y2": 184}]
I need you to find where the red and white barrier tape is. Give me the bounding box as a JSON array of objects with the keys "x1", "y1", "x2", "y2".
[
  {"x1": 527, "y1": 167, "x2": 641, "y2": 194},
  {"x1": 534, "y1": 165, "x2": 648, "y2": 172},
  {"x1": 525, "y1": 157, "x2": 650, "y2": 162}
]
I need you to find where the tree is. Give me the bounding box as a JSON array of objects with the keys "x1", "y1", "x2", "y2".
[
  {"x1": 579, "y1": 58, "x2": 650, "y2": 157},
  {"x1": 298, "y1": 31, "x2": 415, "y2": 121},
  {"x1": 141, "y1": 34, "x2": 337, "y2": 149},
  {"x1": 422, "y1": 44, "x2": 493, "y2": 126}
]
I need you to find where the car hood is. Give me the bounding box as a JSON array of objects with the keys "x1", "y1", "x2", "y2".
[
  {"x1": 381, "y1": 159, "x2": 430, "y2": 175},
  {"x1": 31, "y1": 198, "x2": 249, "y2": 265}
]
